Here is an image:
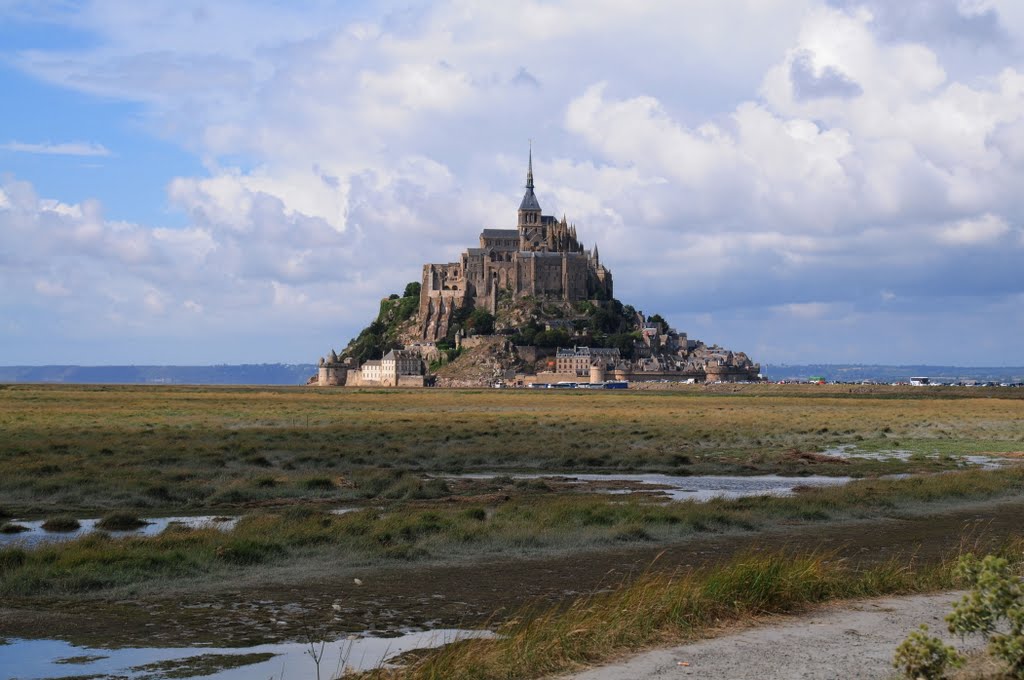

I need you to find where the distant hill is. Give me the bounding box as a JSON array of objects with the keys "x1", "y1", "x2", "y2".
[
  {"x1": 762, "y1": 364, "x2": 1024, "y2": 384},
  {"x1": 0, "y1": 364, "x2": 317, "y2": 385}
]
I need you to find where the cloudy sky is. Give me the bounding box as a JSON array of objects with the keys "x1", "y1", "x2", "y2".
[{"x1": 1, "y1": 0, "x2": 1023, "y2": 366}]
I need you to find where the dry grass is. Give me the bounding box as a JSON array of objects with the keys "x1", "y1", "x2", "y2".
[
  {"x1": 1, "y1": 384, "x2": 1022, "y2": 515},
  {"x1": 365, "y1": 539, "x2": 1024, "y2": 680}
]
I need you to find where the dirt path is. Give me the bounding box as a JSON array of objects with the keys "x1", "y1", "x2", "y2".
[{"x1": 562, "y1": 591, "x2": 981, "y2": 680}]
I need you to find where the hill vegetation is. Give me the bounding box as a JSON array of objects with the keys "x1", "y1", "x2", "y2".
[{"x1": 337, "y1": 281, "x2": 656, "y2": 370}]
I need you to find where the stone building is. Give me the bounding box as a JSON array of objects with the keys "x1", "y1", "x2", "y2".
[
  {"x1": 419, "y1": 150, "x2": 613, "y2": 341},
  {"x1": 555, "y1": 346, "x2": 621, "y2": 376},
  {"x1": 316, "y1": 348, "x2": 425, "y2": 387}
]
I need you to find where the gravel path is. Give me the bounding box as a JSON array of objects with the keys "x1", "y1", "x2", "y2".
[{"x1": 561, "y1": 591, "x2": 983, "y2": 680}]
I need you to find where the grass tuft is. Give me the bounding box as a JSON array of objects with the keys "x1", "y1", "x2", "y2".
[
  {"x1": 41, "y1": 516, "x2": 81, "y2": 533},
  {"x1": 96, "y1": 512, "x2": 149, "y2": 531}
]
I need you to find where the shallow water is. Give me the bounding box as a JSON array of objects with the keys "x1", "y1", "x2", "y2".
[
  {"x1": 0, "y1": 629, "x2": 488, "y2": 680},
  {"x1": 455, "y1": 473, "x2": 852, "y2": 501},
  {"x1": 821, "y1": 445, "x2": 1007, "y2": 470},
  {"x1": 1, "y1": 508, "x2": 363, "y2": 548},
  {"x1": 0, "y1": 515, "x2": 239, "y2": 548}
]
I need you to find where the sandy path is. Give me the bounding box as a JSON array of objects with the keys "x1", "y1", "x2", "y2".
[{"x1": 562, "y1": 591, "x2": 983, "y2": 680}]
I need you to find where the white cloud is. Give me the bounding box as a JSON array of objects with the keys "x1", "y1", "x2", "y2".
[
  {"x1": 33, "y1": 279, "x2": 70, "y2": 297},
  {"x1": 2, "y1": 1, "x2": 1024, "y2": 363},
  {"x1": 1, "y1": 140, "x2": 111, "y2": 156},
  {"x1": 938, "y1": 213, "x2": 1011, "y2": 244}
]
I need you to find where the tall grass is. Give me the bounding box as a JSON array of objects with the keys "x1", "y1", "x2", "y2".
[
  {"x1": 3, "y1": 467, "x2": 1024, "y2": 597},
  {"x1": 367, "y1": 540, "x2": 1024, "y2": 680}
]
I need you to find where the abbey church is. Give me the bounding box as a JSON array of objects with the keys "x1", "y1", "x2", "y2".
[{"x1": 419, "y1": 150, "x2": 613, "y2": 341}]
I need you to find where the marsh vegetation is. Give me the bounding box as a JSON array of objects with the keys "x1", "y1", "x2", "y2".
[{"x1": 1, "y1": 383, "x2": 1023, "y2": 677}]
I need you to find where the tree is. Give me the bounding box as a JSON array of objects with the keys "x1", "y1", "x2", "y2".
[
  {"x1": 647, "y1": 313, "x2": 666, "y2": 327},
  {"x1": 466, "y1": 309, "x2": 495, "y2": 335},
  {"x1": 403, "y1": 281, "x2": 421, "y2": 298}
]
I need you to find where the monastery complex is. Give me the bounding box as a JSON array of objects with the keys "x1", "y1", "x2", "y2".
[
  {"x1": 419, "y1": 149, "x2": 612, "y2": 342},
  {"x1": 316, "y1": 151, "x2": 760, "y2": 387}
]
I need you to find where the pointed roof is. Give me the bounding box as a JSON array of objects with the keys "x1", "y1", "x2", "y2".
[{"x1": 519, "y1": 143, "x2": 541, "y2": 212}]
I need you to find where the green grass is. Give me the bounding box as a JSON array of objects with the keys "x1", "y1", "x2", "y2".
[
  {"x1": 1, "y1": 384, "x2": 1022, "y2": 516},
  {"x1": 3, "y1": 467, "x2": 1023, "y2": 598},
  {"x1": 95, "y1": 512, "x2": 148, "y2": 531},
  {"x1": 362, "y1": 539, "x2": 1024, "y2": 680}
]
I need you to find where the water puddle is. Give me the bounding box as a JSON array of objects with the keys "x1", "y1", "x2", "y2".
[
  {"x1": 821, "y1": 445, "x2": 1007, "y2": 470},
  {"x1": 454, "y1": 473, "x2": 852, "y2": 502},
  {"x1": 0, "y1": 515, "x2": 239, "y2": 548},
  {"x1": 0, "y1": 629, "x2": 489, "y2": 680}
]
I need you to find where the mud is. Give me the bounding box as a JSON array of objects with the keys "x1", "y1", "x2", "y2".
[{"x1": 3, "y1": 496, "x2": 1023, "y2": 651}]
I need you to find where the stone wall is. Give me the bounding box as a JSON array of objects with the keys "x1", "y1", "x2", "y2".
[{"x1": 396, "y1": 375, "x2": 426, "y2": 388}]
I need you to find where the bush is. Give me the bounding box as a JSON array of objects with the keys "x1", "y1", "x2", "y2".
[
  {"x1": 893, "y1": 624, "x2": 963, "y2": 679},
  {"x1": 896, "y1": 553, "x2": 1024, "y2": 678},
  {"x1": 466, "y1": 309, "x2": 495, "y2": 336},
  {"x1": 947, "y1": 554, "x2": 1024, "y2": 676}
]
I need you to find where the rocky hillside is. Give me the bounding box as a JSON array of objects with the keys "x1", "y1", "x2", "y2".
[
  {"x1": 432, "y1": 336, "x2": 526, "y2": 388},
  {"x1": 330, "y1": 280, "x2": 759, "y2": 387}
]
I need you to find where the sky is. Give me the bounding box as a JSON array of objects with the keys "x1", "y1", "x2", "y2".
[{"x1": 1, "y1": 0, "x2": 1023, "y2": 366}]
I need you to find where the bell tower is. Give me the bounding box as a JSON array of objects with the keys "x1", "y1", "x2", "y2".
[{"x1": 518, "y1": 144, "x2": 545, "y2": 251}]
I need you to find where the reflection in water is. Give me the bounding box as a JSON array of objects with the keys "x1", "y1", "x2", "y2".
[
  {"x1": 0, "y1": 515, "x2": 240, "y2": 548},
  {"x1": 454, "y1": 472, "x2": 852, "y2": 501},
  {"x1": 0, "y1": 629, "x2": 490, "y2": 680}
]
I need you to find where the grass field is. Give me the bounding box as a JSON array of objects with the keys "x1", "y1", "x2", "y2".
[
  {"x1": 1, "y1": 382, "x2": 1024, "y2": 678},
  {"x1": 1, "y1": 383, "x2": 1022, "y2": 516}
]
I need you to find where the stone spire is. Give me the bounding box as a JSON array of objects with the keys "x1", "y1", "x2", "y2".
[
  {"x1": 593, "y1": 242, "x2": 600, "y2": 265},
  {"x1": 519, "y1": 143, "x2": 541, "y2": 213},
  {"x1": 526, "y1": 141, "x2": 534, "y2": 190}
]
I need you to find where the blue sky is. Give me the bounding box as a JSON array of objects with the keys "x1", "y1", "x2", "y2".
[{"x1": 1, "y1": 0, "x2": 1023, "y2": 365}]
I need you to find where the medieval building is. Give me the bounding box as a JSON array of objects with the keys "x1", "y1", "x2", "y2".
[{"x1": 419, "y1": 150, "x2": 613, "y2": 341}]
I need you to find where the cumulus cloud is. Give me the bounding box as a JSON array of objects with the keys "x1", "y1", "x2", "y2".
[
  {"x1": 938, "y1": 213, "x2": 1012, "y2": 244},
  {"x1": 2, "y1": 0, "x2": 1024, "y2": 363}
]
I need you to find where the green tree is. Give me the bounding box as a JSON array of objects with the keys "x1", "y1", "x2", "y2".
[
  {"x1": 647, "y1": 313, "x2": 666, "y2": 327},
  {"x1": 403, "y1": 281, "x2": 421, "y2": 298},
  {"x1": 466, "y1": 309, "x2": 496, "y2": 335}
]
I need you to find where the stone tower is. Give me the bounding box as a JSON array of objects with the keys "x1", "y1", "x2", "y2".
[{"x1": 518, "y1": 145, "x2": 545, "y2": 252}]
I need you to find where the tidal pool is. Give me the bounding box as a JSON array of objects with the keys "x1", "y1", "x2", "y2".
[
  {"x1": 0, "y1": 515, "x2": 239, "y2": 548},
  {"x1": 1, "y1": 628, "x2": 489, "y2": 680},
  {"x1": 454, "y1": 473, "x2": 852, "y2": 501},
  {"x1": 820, "y1": 445, "x2": 1008, "y2": 470}
]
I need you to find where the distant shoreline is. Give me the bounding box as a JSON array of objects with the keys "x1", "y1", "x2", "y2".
[{"x1": 0, "y1": 363, "x2": 1022, "y2": 385}]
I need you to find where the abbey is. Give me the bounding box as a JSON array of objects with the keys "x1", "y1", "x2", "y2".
[{"x1": 419, "y1": 150, "x2": 612, "y2": 341}]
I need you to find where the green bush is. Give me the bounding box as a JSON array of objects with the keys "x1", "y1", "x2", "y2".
[
  {"x1": 893, "y1": 624, "x2": 963, "y2": 679},
  {"x1": 896, "y1": 553, "x2": 1024, "y2": 678},
  {"x1": 947, "y1": 554, "x2": 1024, "y2": 676}
]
